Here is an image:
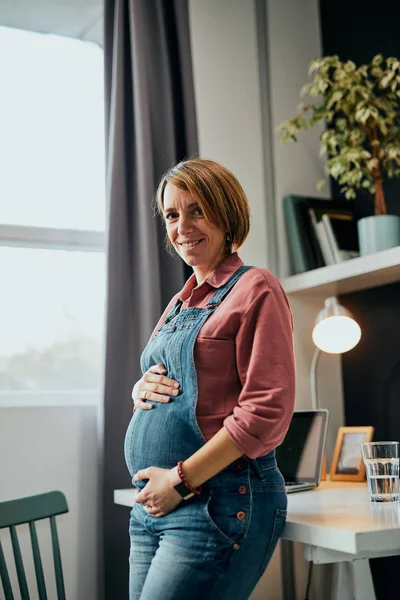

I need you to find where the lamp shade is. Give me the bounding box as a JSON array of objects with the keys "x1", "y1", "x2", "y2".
[{"x1": 312, "y1": 297, "x2": 361, "y2": 354}]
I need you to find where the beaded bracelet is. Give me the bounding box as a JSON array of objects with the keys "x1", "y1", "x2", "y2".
[{"x1": 177, "y1": 461, "x2": 202, "y2": 495}]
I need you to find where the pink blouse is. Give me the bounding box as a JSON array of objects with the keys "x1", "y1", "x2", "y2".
[{"x1": 152, "y1": 253, "x2": 295, "y2": 459}]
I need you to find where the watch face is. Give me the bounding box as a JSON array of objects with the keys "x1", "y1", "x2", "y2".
[{"x1": 174, "y1": 481, "x2": 192, "y2": 498}]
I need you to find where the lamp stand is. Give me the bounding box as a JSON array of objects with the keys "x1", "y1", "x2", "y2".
[
  {"x1": 310, "y1": 347, "x2": 321, "y2": 410},
  {"x1": 310, "y1": 347, "x2": 327, "y2": 480}
]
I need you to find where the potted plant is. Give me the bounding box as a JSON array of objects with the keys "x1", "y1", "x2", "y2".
[{"x1": 277, "y1": 54, "x2": 400, "y2": 256}]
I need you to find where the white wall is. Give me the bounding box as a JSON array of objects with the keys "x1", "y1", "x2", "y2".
[
  {"x1": 0, "y1": 406, "x2": 99, "y2": 600},
  {"x1": 189, "y1": 0, "x2": 268, "y2": 270},
  {"x1": 267, "y1": 0, "x2": 330, "y2": 278}
]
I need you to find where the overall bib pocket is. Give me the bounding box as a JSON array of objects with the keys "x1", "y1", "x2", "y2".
[{"x1": 194, "y1": 338, "x2": 236, "y2": 416}]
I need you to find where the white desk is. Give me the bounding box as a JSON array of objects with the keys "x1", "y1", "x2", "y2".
[
  {"x1": 281, "y1": 480, "x2": 400, "y2": 600},
  {"x1": 114, "y1": 482, "x2": 400, "y2": 600}
]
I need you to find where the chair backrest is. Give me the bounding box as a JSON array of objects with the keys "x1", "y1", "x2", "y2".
[{"x1": 0, "y1": 491, "x2": 69, "y2": 600}]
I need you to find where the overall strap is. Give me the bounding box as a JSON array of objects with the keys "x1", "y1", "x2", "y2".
[
  {"x1": 206, "y1": 265, "x2": 253, "y2": 309},
  {"x1": 164, "y1": 299, "x2": 183, "y2": 324}
]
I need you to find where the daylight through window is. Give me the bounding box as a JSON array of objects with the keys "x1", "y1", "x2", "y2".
[{"x1": 0, "y1": 27, "x2": 106, "y2": 404}]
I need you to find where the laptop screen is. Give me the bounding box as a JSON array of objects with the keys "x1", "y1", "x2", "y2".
[{"x1": 276, "y1": 410, "x2": 328, "y2": 483}]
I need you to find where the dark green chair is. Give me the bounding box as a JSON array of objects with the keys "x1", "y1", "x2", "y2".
[{"x1": 0, "y1": 491, "x2": 69, "y2": 600}]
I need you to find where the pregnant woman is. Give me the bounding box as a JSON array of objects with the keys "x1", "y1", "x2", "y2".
[{"x1": 124, "y1": 158, "x2": 295, "y2": 599}]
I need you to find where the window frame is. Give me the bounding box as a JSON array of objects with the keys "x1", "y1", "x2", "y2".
[
  {"x1": 0, "y1": 224, "x2": 105, "y2": 253},
  {"x1": 0, "y1": 29, "x2": 107, "y2": 408}
]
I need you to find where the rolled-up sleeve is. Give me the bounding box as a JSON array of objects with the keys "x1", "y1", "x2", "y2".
[{"x1": 223, "y1": 279, "x2": 295, "y2": 458}]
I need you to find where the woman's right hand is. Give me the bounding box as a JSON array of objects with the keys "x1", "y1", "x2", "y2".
[{"x1": 132, "y1": 364, "x2": 180, "y2": 411}]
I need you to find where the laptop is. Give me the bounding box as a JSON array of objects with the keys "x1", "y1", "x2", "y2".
[{"x1": 276, "y1": 409, "x2": 329, "y2": 493}]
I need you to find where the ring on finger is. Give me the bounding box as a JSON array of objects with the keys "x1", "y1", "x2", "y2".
[{"x1": 142, "y1": 390, "x2": 148, "y2": 400}]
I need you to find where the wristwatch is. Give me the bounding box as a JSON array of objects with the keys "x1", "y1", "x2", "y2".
[{"x1": 174, "y1": 481, "x2": 195, "y2": 500}]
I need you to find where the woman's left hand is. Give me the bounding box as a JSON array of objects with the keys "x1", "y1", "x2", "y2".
[{"x1": 134, "y1": 467, "x2": 183, "y2": 517}]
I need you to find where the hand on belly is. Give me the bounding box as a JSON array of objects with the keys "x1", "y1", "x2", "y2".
[
  {"x1": 134, "y1": 466, "x2": 182, "y2": 517},
  {"x1": 132, "y1": 364, "x2": 180, "y2": 411}
]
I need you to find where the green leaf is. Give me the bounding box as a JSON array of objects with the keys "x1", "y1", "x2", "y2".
[
  {"x1": 300, "y1": 83, "x2": 311, "y2": 97},
  {"x1": 388, "y1": 58, "x2": 400, "y2": 70},
  {"x1": 372, "y1": 54, "x2": 383, "y2": 66},
  {"x1": 344, "y1": 60, "x2": 356, "y2": 72},
  {"x1": 326, "y1": 91, "x2": 343, "y2": 109},
  {"x1": 366, "y1": 158, "x2": 378, "y2": 171},
  {"x1": 380, "y1": 71, "x2": 395, "y2": 88},
  {"x1": 344, "y1": 188, "x2": 356, "y2": 199},
  {"x1": 335, "y1": 118, "x2": 347, "y2": 131}
]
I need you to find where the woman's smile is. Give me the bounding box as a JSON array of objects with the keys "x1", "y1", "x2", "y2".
[
  {"x1": 179, "y1": 239, "x2": 204, "y2": 249},
  {"x1": 179, "y1": 239, "x2": 203, "y2": 248}
]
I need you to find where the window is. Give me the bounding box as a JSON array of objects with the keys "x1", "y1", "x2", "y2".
[{"x1": 0, "y1": 27, "x2": 106, "y2": 406}]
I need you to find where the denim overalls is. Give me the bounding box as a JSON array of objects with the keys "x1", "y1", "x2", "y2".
[{"x1": 124, "y1": 265, "x2": 287, "y2": 600}]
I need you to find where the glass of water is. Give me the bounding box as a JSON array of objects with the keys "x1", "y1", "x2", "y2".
[{"x1": 362, "y1": 441, "x2": 399, "y2": 502}]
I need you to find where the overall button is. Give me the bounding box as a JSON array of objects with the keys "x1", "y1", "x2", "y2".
[
  {"x1": 236, "y1": 511, "x2": 246, "y2": 521},
  {"x1": 233, "y1": 543, "x2": 240, "y2": 550},
  {"x1": 239, "y1": 485, "x2": 247, "y2": 495}
]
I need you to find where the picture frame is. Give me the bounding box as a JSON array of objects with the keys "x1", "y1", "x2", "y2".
[{"x1": 330, "y1": 426, "x2": 374, "y2": 481}]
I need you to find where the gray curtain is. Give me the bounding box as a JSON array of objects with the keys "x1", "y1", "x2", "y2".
[{"x1": 102, "y1": 1, "x2": 198, "y2": 597}]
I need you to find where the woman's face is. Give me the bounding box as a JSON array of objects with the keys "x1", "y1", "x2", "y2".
[{"x1": 163, "y1": 182, "x2": 227, "y2": 283}]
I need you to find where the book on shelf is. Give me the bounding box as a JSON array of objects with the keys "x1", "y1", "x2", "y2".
[
  {"x1": 321, "y1": 214, "x2": 359, "y2": 263},
  {"x1": 309, "y1": 208, "x2": 336, "y2": 265},
  {"x1": 283, "y1": 195, "x2": 356, "y2": 274}
]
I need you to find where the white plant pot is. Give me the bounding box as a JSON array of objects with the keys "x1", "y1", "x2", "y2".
[{"x1": 357, "y1": 215, "x2": 400, "y2": 256}]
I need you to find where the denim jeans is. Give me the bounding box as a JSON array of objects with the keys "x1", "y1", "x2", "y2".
[{"x1": 128, "y1": 454, "x2": 287, "y2": 599}]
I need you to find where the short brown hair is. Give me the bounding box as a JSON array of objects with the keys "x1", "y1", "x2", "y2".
[{"x1": 155, "y1": 158, "x2": 251, "y2": 252}]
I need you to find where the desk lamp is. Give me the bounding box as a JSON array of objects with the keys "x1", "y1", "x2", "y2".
[{"x1": 310, "y1": 296, "x2": 361, "y2": 410}]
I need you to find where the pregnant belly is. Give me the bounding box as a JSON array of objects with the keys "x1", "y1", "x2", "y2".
[{"x1": 124, "y1": 403, "x2": 204, "y2": 488}]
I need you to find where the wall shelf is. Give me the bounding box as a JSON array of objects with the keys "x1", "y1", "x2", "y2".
[{"x1": 282, "y1": 246, "x2": 400, "y2": 296}]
